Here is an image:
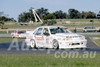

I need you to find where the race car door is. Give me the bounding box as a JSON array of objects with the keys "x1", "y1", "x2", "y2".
[
  {"x1": 34, "y1": 28, "x2": 44, "y2": 47},
  {"x1": 43, "y1": 28, "x2": 50, "y2": 48}
]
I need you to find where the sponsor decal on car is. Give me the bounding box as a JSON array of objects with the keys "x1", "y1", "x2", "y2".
[{"x1": 35, "y1": 37, "x2": 44, "y2": 40}]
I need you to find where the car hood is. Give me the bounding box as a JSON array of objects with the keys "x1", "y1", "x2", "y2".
[{"x1": 54, "y1": 33, "x2": 81, "y2": 38}]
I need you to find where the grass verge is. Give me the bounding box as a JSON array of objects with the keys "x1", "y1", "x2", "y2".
[
  {"x1": 2, "y1": 20, "x2": 100, "y2": 28},
  {"x1": 93, "y1": 39, "x2": 100, "y2": 47},
  {"x1": 0, "y1": 55, "x2": 100, "y2": 67},
  {"x1": 0, "y1": 38, "x2": 25, "y2": 43},
  {"x1": 0, "y1": 31, "x2": 13, "y2": 34},
  {"x1": 88, "y1": 35, "x2": 100, "y2": 47}
]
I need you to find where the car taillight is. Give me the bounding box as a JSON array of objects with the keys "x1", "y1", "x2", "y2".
[
  {"x1": 18, "y1": 33, "x2": 21, "y2": 35},
  {"x1": 12, "y1": 33, "x2": 14, "y2": 36}
]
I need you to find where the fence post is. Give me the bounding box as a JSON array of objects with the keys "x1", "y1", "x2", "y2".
[{"x1": 7, "y1": 30, "x2": 8, "y2": 34}]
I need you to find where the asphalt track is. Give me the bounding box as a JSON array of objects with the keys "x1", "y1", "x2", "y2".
[{"x1": 0, "y1": 37, "x2": 100, "y2": 55}]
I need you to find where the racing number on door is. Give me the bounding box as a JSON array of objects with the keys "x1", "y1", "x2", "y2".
[{"x1": 35, "y1": 37, "x2": 44, "y2": 40}]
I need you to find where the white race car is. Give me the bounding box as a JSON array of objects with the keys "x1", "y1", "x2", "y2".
[
  {"x1": 25, "y1": 26, "x2": 87, "y2": 49},
  {"x1": 11, "y1": 31, "x2": 26, "y2": 38}
]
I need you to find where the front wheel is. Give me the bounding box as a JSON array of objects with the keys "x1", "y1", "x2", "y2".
[
  {"x1": 53, "y1": 39, "x2": 59, "y2": 49},
  {"x1": 30, "y1": 39, "x2": 37, "y2": 49}
]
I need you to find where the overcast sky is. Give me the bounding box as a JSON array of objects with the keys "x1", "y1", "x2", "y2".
[{"x1": 0, "y1": 0, "x2": 100, "y2": 21}]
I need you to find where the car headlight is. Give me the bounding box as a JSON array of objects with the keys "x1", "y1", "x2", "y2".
[{"x1": 80, "y1": 36, "x2": 85, "y2": 40}]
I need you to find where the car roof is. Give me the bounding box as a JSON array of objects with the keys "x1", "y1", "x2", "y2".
[{"x1": 38, "y1": 25, "x2": 66, "y2": 28}]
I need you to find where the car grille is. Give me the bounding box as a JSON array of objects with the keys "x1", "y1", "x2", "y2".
[
  {"x1": 66, "y1": 36, "x2": 81, "y2": 38},
  {"x1": 72, "y1": 43, "x2": 80, "y2": 45}
]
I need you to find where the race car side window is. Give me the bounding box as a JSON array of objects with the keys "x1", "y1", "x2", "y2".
[
  {"x1": 43, "y1": 28, "x2": 50, "y2": 36},
  {"x1": 35, "y1": 28, "x2": 43, "y2": 35}
]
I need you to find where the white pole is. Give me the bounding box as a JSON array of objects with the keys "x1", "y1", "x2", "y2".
[
  {"x1": 32, "y1": 9, "x2": 38, "y2": 22},
  {"x1": 34, "y1": 10, "x2": 43, "y2": 23},
  {"x1": 32, "y1": 9, "x2": 43, "y2": 23}
]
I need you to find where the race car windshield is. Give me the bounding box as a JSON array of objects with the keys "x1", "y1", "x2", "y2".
[{"x1": 50, "y1": 28, "x2": 69, "y2": 34}]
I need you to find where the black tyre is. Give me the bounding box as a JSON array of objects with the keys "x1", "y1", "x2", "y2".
[
  {"x1": 30, "y1": 39, "x2": 37, "y2": 49},
  {"x1": 53, "y1": 39, "x2": 59, "y2": 49}
]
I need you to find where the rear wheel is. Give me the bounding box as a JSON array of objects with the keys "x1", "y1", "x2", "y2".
[
  {"x1": 30, "y1": 39, "x2": 37, "y2": 49},
  {"x1": 53, "y1": 39, "x2": 59, "y2": 49}
]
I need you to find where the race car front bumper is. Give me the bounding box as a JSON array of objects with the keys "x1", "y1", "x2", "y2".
[{"x1": 58, "y1": 40, "x2": 87, "y2": 49}]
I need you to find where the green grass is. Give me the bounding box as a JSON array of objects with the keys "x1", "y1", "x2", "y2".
[
  {"x1": 3, "y1": 22, "x2": 100, "y2": 28},
  {"x1": 3, "y1": 24, "x2": 40, "y2": 28},
  {"x1": 0, "y1": 38, "x2": 25, "y2": 43},
  {"x1": 94, "y1": 39, "x2": 100, "y2": 46},
  {"x1": 71, "y1": 30, "x2": 82, "y2": 33},
  {"x1": 62, "y1": 22, "x2": 100, "y2": 27},
  {"x1": 0, "y1": 31, "x2": 14, "y2": 34},
  {"x1": 57, "y1": 19, "x2": 100, "y2": 23},
  {"x1": 88, "y1": 35, "x2": 100, "y2": 47},
  {"x1": 1, "y1": 19, "x2": 100, "y2": 28},
  {"x1": 0, "y1": 55, "x2": 100, "y2": 67}
]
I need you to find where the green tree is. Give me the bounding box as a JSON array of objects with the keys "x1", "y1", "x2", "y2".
[
  {"x1": 18, "y1": 12, "x2": 32, "y2": 22},
  {"x1": 85, "y1": 11, "x2": 96, "y2": 19},
  {"x1": 18, "y1": 7, "x2": 49, "y2": 22},
  {"x1": 53, "y1": 10, "x2": 67, "y2": 19},
  {"x1": 18, "y1": 7, "x2": 35, "y2": 22},
  {"x1": 0, "y1": 16, "x2": 15, "y2": 22},
  {"x1": 43, "y1": 20, "x2": 57, "y2": 25},
  {"x1": 44, "y1": 14, "x2": 56, "y2": 20},
  {"x1": 0, "y1": 21, "x2": 4, "y2": 29},
  {"x1": 80, "y1": 11, "x2": 87, "y2": 19},
  {"x1": 36, "y1": 7, "x2": 49, "y2": 19},
  {"x1": 0, "y1": 11, "x2": 16, "y2": 22},
  {"x1": 68, "y1": 9, "x2": 80, "y2": 19}
]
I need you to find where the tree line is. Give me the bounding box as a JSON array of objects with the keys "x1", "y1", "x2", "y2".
[
  {"x1": 0, "y1": 7, "x2": 100, "y2": 22},
  {"x1": 0, "y1": 11, "x2": 16, "y2": 22},
  {"x1": 0, "y1": 16, "x2": 16, "y2": 22},
  {"x1": 18, "y1": 7, "x2": 100, "y2": 22}
]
